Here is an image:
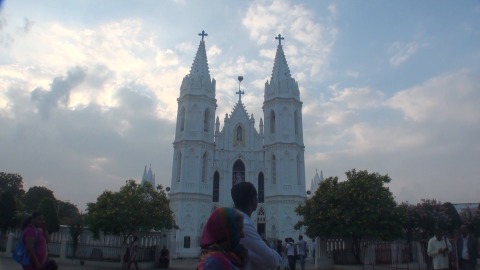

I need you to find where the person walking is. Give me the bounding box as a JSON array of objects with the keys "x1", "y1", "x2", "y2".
[
  {"x1": 20, "y1": 211, "x2": 57, "y2": 270},
  {"x1": 296, "y1": 235, "x2": 308, "y2": 270},
  {"x1": 231, "y1": 182, "x2": 282, "y2": 270},
  {"x1": 456, "y1": 224, "x2": 478, "y2": 270},
  {"x1": 128, "y1": 236, "x2": 140, "y2": 270},
  {"x1": 428, "y1": 228, "x2": 452, "y2": 270},
  {"x1": 286, "y1": 238, "x2": 296, "y2": 270}
]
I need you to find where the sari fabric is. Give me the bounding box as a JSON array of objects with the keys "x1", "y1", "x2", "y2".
[{"x1": 197, "y1": 207, "x2": 245, "y2": 270}]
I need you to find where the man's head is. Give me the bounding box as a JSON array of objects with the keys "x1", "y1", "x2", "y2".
[
  {"x1": 231, "y1": 182, "x2": 258, "y2": 217},
  {"x1": 460, "y1": 224, "x2": 470, "y2": 237},
  {"x1": 299, "y1": 235, "x2": 303, "y2": 241},
  {"x1": 434, "y1": 227, "x2": 444, "y2": 240}
]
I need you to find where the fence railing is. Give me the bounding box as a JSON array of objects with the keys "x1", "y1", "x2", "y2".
[
  {"x1": 0, "y1": 236, "x2": 7, "y2": 252},
  {"x1": 1, "y1": 228, "x2": 164, "y2": 264},
  {"x1": 326, "y1": 238, "x2": 430, "y2": 268}
]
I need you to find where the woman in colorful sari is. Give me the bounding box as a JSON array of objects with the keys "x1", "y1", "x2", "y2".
[{"x1": 197, "y1": 207, "x2": 247, "y2": 270}]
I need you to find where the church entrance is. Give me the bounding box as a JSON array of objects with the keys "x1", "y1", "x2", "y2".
[
  {"x1": 232, "y1": 160, "x2": 245, "y2": 185},
  {"x1": 257, "y1": 207, "x2": 266, "y2": 238}
]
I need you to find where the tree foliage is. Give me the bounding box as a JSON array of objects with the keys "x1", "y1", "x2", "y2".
[
  {"x1": 403, "y1": 199, "x2": 452, "y2": 238},
  {"x1": 24, "y1": 186, "x2": 56, "y2": 212},
  {"x1": 0, "y1": 172, "x2": 25, "y2": 211},
  {"x1": 0, "y1": 172, "x2": 25, "y2": 198},
  {"x1": 460, "y1": 205, "x2": 480, "y2": 237},
  {"x1": 85, "y1": 180, "x2": 176, "y2": 241},
  {"x1": 57, "y1": 200, "x2": 80, "y2": 224},
  {"x1": 0, "y1": 191, "x2": 18, "y2": 234},
  {"x1": 38, "y1": 197, "x2": 60, "y2": 233},
  {"x1": 295, "y1": 169, "x2": 404, "y2": 263},
  {"x1": 443, "y1": 202, "x2": 463, "y2": 233}
]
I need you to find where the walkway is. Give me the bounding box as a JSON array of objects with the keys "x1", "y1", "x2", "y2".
[{"x1": 1, "y1": 255, "x2": 322, "y2": 269}]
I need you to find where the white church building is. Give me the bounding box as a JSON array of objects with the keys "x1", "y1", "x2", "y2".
[{"x1": 168, "y1": 31, "x2": 308, "y2": 257}]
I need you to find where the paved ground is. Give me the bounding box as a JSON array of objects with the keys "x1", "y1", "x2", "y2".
[{"x1": 0, "y1": 255, "x2": 321, "y2": 269}]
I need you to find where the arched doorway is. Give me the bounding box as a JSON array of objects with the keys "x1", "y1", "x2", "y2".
[{"x1": 232, "y1": 160, "x2": 245, "y2": 186}]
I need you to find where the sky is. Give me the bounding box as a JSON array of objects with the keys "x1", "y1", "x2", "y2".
[{"x1": 1, "y1": 0, "x2": 479, "y2": 211}]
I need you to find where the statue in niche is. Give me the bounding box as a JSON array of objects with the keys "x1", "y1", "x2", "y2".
[{"x1": 236, "y1": 126, "x2": 242, "y2": 141}]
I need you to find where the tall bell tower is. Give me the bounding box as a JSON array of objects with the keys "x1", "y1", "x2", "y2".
[
  {"x1": 169, "y1": 31, "x2": 217, "y2": 257},
  {"x1": 263, "y1": 34, "x2": 306, "y2": 238}
]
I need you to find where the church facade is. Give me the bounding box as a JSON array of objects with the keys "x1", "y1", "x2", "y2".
[{"x1": 168, "y1": 32, "x2": 307, "y2": 257}]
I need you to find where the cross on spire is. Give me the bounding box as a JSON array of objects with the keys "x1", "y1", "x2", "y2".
[
  {"x1": 236, "y1": 89, "x2": 244, "y2": 101},
  {"x1": 198, "y1": 30, "x2": 208, "y2": 41},
  {"x1": 236, "y1": 76, "x2": 244, "y2": 102},
  {"x1": 275, "y1": 34, "x2": 284, "y2": 45}
]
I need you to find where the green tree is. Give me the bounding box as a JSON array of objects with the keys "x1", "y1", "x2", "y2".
[
  {"x1": 0, "y1": 172, "x2": 25, "y2": 198},
  {"x1": 460, "y1": 205, "x2": 480, "y2": 237},
  {"x1": 443, "y1": 202, "x2": 462, "y2": 234},
  {"x1": 413, "y1": 199, "x2": 450, "y2": 237},
  {"x1": 0, "y1": 172, "x2": 25, "y2": 211},
  {"x1": 0, "y1": 191, "x2": 18, "y2": 234},
  {"x1": 24, "y1": 186, "x2": 56, "y2": 212},
  {"x1": 399, "y1": 199, "x2": 453, "y2": 240},
  {"x1": 85, "y1": 180, "x2": 176, "y2": 241},
  {"x1": 38, "y1": 197, "x2": 60, "y2": 233},
  {"x1": 295, "y1": 169, "x2": 404, "y2": 264},
  {"x1": 57, "y1": 200, "x2": 80, "y2": 224}
]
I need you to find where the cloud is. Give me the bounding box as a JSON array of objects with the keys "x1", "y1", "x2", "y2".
[
  {"x1": 0, "y1": 76, "x2": 175, "y2": 209},
  {"x1": 0, "y1": 16, "x2": 14, "y2": 48},
  {"x1": 388, "y1": 40, "x2": 428, "y2": 67},
  {"x1": 302, "y1": 68, "x2": 480, "y2": 204},
  {"x1": 21, "y1": 18, "x2": 34, "y2": 33},
  {"x1": 330, "y1": 86, "x2": 385, "y2": 110},
  {"x1": 31, "y1": 66, "x2": 87, "y2": 119},
  {"x1": 155, "y1": 49, "x2": 179, "y2": 67},
  {"x1": 387, "y1": 69, "x2": 480, "y2": 124},
  {"x1": 242, "y1": 0, "x2": 337, "y2": 80}
]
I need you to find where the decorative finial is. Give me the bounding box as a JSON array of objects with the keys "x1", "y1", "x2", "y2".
[
  {"x1": 236, "y1": 76, "x2": 245, "y2": 102},
  {"x1": 275, "y1": 34, "x2": 284, "y2": 45},
  {"x1": 198, "y1": 30, "x2": 208, "y2": 41}
]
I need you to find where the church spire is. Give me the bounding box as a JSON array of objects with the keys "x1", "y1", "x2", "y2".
[
  {"x1": 265, "y1": 34, "x2": 300, "y2": 100},
  {"x1": 189, "y1": 30, "x2": 211, "y2": 80},
  {"x1": 180, "y1": 30, "x2": 215, "y2": 98},
  {"x1": 271, "y1": 34, "x2": 292, "y2": 82}
]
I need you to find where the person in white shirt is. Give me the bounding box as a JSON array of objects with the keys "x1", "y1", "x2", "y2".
[
  {"x1": 427, "y1": 228, "x2": 452, "y2": 270},
  {"x1": 296, "y1": 235, "x2": 308, "y2": 270},
  {"x1": 231, "y1": 182, "x2": 282, "y2": 270},
  {"x1": 286, "y1": 238, "x2": 296, "y2": 270}
]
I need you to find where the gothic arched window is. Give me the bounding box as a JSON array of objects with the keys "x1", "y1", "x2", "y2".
[
  {"x1": 258, "y1": 172, "x2": 264, "y2": 203},
  {"x1": 270, "y1": 110, "x2": 276, "y2": 134},
  {"x1": 180, "y1": 107, "x2": 186, "y2": 132},
  {"x1": 271, "y1": 155, "x2": 277, "y2": 184},
  {"x1": 176, "y1": 151, "x2": 182, "y2": 182},
  {"x1": 213, "y1": 171, "x2": 219, "y2": 202},
  {"x1": 204, "y1": 109, "x2": 210, "y2": 132},
  {"x1": 202, "y1": 152, "x2": 207, "y2": 182}
]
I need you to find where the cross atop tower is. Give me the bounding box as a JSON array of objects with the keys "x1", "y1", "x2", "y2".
[
  {"x1": 198, "y1": 30, "x2": 208, "y2": 41},
  {"x1": 236, "y1": 76, "x2": 245, "y2": 102},
  {"x1": 275, "y1": 34, "x2": 284, "y2": 45}
]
